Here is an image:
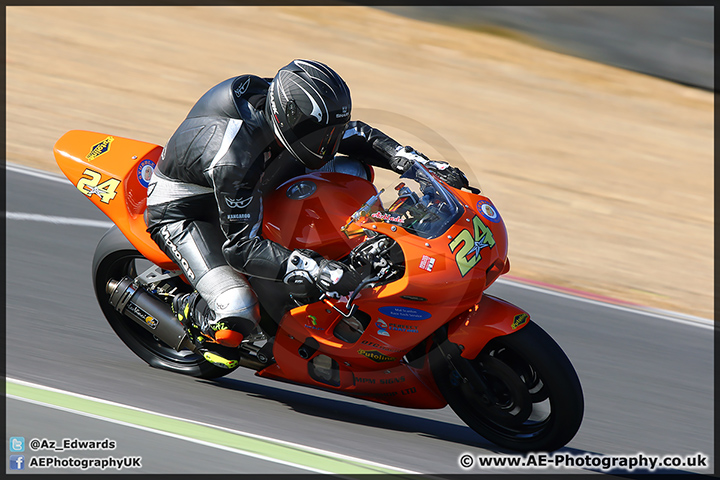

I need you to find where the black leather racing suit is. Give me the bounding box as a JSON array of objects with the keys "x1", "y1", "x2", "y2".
[{"x1": 146, "y1": 74, "x2": 405, "y2": 338}]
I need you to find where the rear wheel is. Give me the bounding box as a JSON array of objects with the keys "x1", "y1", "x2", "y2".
[
  {"x1": 430, "y1": 321, "x2": 583, "y2": 452},
  {"x1": 92, "y1": 226, "x2": 236, "y2": 379}
]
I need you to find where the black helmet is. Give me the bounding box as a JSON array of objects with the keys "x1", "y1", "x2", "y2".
[{"x1": 265, "y1": 59, "x2": 352, "y2": 169}]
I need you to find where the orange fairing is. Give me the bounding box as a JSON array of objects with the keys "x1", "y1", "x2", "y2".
[
  {"x1": 55, "y1": 130, "x2": 522, "y2": 409},
  {"x1": 53, "y1": 130, "x2": 176, "y2": 270},
  {"x1": 446, "y1": 294, "x2": 530, "y2": 359},
  {"x1": 252, "y1": 169, "x2": 517, "y2": 408}
]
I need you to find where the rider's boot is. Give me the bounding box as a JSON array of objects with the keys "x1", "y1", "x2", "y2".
[{"x1": 172, "y1": 292, "x2": 242, "y2": 369}]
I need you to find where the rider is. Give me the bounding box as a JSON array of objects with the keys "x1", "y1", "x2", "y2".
[{"x1": 145, "y1": 59, "x2": 468, "y2": 369}]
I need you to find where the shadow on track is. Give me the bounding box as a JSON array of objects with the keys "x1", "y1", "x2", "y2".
[
  {"x1": 199, "y1": 377, "x2": 708, "y2": 476},
  {"x1": 199, "y1": 376, "x2": 501, "y2": 451}
]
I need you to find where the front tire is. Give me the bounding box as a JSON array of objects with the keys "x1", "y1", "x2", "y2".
[
  {"x1": 92, "y1": 226, "x2": 236, "y2": 379},
  {"x1": 431, "y1": 321, "x2": 583, "y2": 452}
]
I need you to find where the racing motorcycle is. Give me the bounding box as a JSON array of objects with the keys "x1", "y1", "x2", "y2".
[{"x1": 54, "y1": 130, "x2": 583, "y2": 452}]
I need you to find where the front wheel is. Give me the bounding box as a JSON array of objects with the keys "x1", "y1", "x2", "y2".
[
  {"x1": 92, "y1": 226, "x2": 236, "y2": 379},
  {"x1": 431, "y1": 321, "x2": 584, "y2": 452}
]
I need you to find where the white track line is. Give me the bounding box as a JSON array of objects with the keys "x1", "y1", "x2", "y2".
[
  {"x1": 7, "y1": 162, "x2": 714, "y2": 328},
  {"x1": 6, "y1": 212, "x2": 113, "y2": 229},
  {"x1": 7, "y1": 377, "x2": 420, "y2": 475},
  {"x1": 6, "y1": 164, "x2": 112, "y2": 228},
  {"x1": 493, "y1": 278, "x2": 714, "y2": 329},
  {"x1": 6, "y1": 163, "x2": 70, "y2": 184},
  {"x1": 6, "y1": 395, "x2": 333, "y2": 474}
]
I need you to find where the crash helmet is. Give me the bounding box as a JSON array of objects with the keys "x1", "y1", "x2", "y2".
[{"x1": 265, "y1": 59, "x2": 352, "y2": 169}]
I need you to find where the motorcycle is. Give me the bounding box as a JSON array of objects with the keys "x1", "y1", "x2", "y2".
[{"x1": 54, "y1": 130, "x2": 583, "y2": 452}]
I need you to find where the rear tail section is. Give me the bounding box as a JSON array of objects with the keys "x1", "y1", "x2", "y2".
[{"x1": 54, "y1": 130, "x2": 174, "y2": 268}]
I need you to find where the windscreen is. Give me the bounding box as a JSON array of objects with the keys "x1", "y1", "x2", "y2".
[{"x1": 367, "y1": 161, "x2": 463, "y2": 239}]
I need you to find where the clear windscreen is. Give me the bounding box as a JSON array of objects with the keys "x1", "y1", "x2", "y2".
[{"x1": 345, "y1": 161, "x2": 463, "y2": 239}]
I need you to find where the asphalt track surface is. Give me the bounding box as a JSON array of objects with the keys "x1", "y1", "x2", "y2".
[{"x1": 5, "y1": 164, "x2": 714, "y2": 475}]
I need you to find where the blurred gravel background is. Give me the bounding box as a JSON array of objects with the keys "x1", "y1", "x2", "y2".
[{"x1": 378, "y1": 6, "x2": 714, "y2": 90}]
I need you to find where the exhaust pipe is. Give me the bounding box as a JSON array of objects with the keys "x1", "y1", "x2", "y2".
[{"x1": 106, "y1": 277, "x2": 195, "y2": 351}]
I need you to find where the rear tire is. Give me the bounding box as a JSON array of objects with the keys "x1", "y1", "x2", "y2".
[
  {"x1": 431, "y1": 321, "x2": 583, "y2": 452},
  {"x1": 92, "y1": 226, "x2": 236, "y2": 379}
]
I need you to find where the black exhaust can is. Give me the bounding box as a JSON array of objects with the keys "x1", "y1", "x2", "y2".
[{"x1": 106, "y1": 277, "x2": 192, "y2": 351}]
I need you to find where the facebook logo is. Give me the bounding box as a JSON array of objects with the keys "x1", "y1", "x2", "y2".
[
  {"x1": 9, "y1": 437, "x2": 25, "y2": 452},
  {"x1": 10, "y1": 455, "x2": 24, "y2": 470}
]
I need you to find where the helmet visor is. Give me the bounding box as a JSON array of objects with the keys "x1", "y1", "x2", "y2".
[{"x1": 288, "y1": 124, "x2": 345, "y2": 170}]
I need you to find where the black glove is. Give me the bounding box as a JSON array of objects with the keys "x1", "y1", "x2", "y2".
[
  {"x1": 391, "y1": 146, "x2": 469, "y2": 189},
  {"x1": 283, "y1": 249, "x2": 362, "y2": 297}
]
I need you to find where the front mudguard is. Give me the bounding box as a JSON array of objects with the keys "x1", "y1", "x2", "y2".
[{"x1": 446, "y1": 294, "x2": 530, "y2": 359}]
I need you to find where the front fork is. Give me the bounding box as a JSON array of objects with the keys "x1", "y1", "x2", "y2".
[
  {"x1": 433, "y1": 294, "x2": 531, "y2": 401},
  {"x1": 433, "y1": 329, "x2": 499, "y2": 404}
]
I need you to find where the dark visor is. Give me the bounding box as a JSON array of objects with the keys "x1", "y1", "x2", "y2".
[{"x1": 290, "y1": 124, "x2": 345, "y2": 169}]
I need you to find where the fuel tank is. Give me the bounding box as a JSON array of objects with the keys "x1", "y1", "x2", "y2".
[{"x1": 262, "y1": 172, "x2": 378, "y2": 259}]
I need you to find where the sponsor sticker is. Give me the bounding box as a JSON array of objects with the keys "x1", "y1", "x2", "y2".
[
  {"x1": 126, "y1": 303, "x2": 158, "y2": 330},
  {"x1": 385, "y1": 321, "x2": 419, "y2": 334},
  {"x1": 357, "y1": 349, "x2": 395, "y2": 363},
  {"x1": 360, "y1": 340, "x2": 402, "y2": 353},
  {"x1": 401, "y1": 295, "x2": 427, "y2": 302},
  {"x1": 371, "y1": 211, "x2": 403, "y2": 223},
  {"x1": 381, "y1": 376, "x2": 405, "y2": 384},
  {"x1": 476, "y1": 199, "x2": 501, "y2": 223},
  {"x1": 144, "y1": 316, "x2": 158, "y2": 329},
  {"x1": 355, "y1": 375, "x2": 406, "y2": 385},
  {"x1": 375, "y1": 318, "x2": 419, "y2": 334},
  {"x1": 419, "y1": 255, "x2": 435, "y2": 272},
  {"x1": 86, "y1": 136, "x2": 114, "y2": 161},
  {"x1": 375, "y1": 319, "x2": 390, "y2": 337},
  {"x1": 136, "y1": 159, "x2": 155, "y2": 188},
  {"x1": 354, "y1": 376, "x2": 375, "y2": 384},
  {"x1": 512, "y1": 313, "x2": 529, "y2": 330},
  {"x1": 378, "y1": 306, "x2": 431, "y2": 321}
]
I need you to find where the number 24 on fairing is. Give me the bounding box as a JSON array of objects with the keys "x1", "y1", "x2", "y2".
[
  {"x1": 76, "y1": 168, "x2": 121, "y2": 204},
  {"x1": 449, "y1": 216, "x2": 495, "y2": 277}
]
